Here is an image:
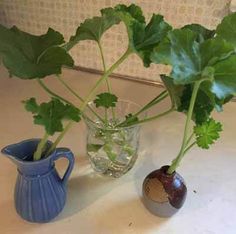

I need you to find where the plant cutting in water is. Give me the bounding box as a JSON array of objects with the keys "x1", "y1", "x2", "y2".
[
  {"x1": 0, "y1": 4, "x2": 175, "y2": 162},
  {"x1": 150, "y1": 13, "x2": 236, "y2": 174},
  {"x1": 23, "y1": 98, "x2": 81, "y2": 160}
]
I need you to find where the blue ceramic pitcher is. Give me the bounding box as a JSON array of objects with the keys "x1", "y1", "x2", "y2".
[{"x1": 1, "y1": 139, "x2": 75, "y2": 223}]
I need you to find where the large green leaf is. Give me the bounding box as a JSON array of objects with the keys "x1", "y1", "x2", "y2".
[
  {"x1": 199, "y1": 37, "x2": 234, "y2": 68},
  {"x1": 161, "y1": 75, "x2": 214, "y2": 124},
  {"x1": 216, "y1": 12, "x2": 236, "y2": 48},
  {"x1": 178, "y1": 84, "x2": 215, "y2": 124},
  {"x1": 152, "y1": 29, "x2": 234, "y2": 84},
  {"x1": 182, "y1": 24, "x2": 215, "y2": 42},
  {"x1": 152, "y1": 29, "x2": 201, "y2": 83},
  {"x1": 212, "y1": 55, "x2": 236, "y2": 99},
  {"x1": 160, "y1": 75, "x2": 185, "y2": 109},
  {"x1": 152, "y1": 28, "x2": 236, "y2": 101},
  {"x1": 114, "y1": 4, "x2": 145, "y2": 23},
  {"x1": 0, "y1": 25, "x2": 74, "y2": 79},
  {"x1": 23, "y1": 98, "x2": 81, "y2": 135},
  {"x1": 65, "y1": 8, "x2": 120, "y2": 50},
  {"x1": 112, "y1": 4, "x2": 172, "y2": 67}
]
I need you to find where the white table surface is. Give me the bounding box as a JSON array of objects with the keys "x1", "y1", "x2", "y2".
[{"x1": 0, "y1": 66, "x2": 236, "y2": 234}]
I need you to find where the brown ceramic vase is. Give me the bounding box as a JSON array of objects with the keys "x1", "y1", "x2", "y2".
[{"x1": 142, "y1": 165, "x2": 187, "y2": 217}]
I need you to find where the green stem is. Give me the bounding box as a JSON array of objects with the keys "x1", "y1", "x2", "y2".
[
  {"x1": 33, "y1": 132, "x2": 49, "y2": 161},
  {"x1": 98, "y1": 41, "x2": 116, "y2": 119},
  {"x1": 81, "y1": 48, "x2": 132, "y2": 112},
  {"x1": 120, "y1": 107, "x2": 174, "y2": 127},
  {"x1": 56, "y1": 75, "x2": 84, "y2": 102},
  {"x1": 98, "y1": 42, "x2": 107, "y2": 76},
  {"x1": 183, "y1": 141, "x2": 196, "y2": 155},
  {"x1": 56, "y1": 75, "x2": 104, "y2": 122},
  {"x1": 37, "y1": 79, "x2": 74, "y2": 106},
  {"x1": 117, "y1": 90, "x2": 169, "y2": 127},
  {"x1": 134, "y1": 90, "x2": 169, "y2": 117},
  {"x1": 46, "y1": 121, "x2": 73, "y2": 157},
  {"x1": 104, "y1": 108, "x2": 108, "y2": 125},
  {"x1": 167, "y1": 81, "x2": 201, "y2": 174},
  {"x1": 47, "y1": 48, "x2": 132, "y2": 153},
  {"x1": 185, "y1": 132, "x2": 194, "y2": 148}
]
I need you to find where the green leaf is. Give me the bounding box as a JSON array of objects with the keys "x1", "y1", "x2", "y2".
[
  {"x1": 212, "y1": 55, "x2": 236, "y2": 99},
  {"x1": 194, "y1": 118, "x2": 222, "y2": 149},
  {"x1": 0, "y1": 25, "x2": 74, "y2": 79},
  {"x1": 65, "y1": 8, "x2": 120, "y2": 50},
  {"x1": 114, "y1": 4, "x2": 145, "y2": 23},
  {"x1": 160, "y1": 75, "x2": 215, "y2": 124},
  {"x1": 200, "y1": 37, "x2": 234, "y2": 68},
  {"x1": 216, "y1": 12, "x2": 236, "y2": 48},
  {"x1": 161, "y1": 74, "x2": 232, "y2": 121},
  {"x1": 178, "y1": 84, "x2": 214, "y2": 124},
  {"x1": 94, "y1": 92, "x2": 118, "y2": 109},
  {"x1": 87, "y1": 144, "x2": 103, "y2": 152},
  {"x1": 23, "y1": 98, "x2": 81, "y2": 135},
  {"x1": 112, "y1": 4, "x2": 172, "y2": 67},
  {"x1": 23, "y1": 97, "x2": 39, "y2": 114},
  {"x1": 152, "y1": 29, "x2": 235, "y2": 85},
  {"x1": 152, "y1": 29, "x2": 201, "y2": 84},
  {"x1": 182, "y1": 24, "x2": 215, "y2": 42},
  {"x1": 160, "y1": 75, "x2": 185, "y2": 109},
  {"x1": 152, "y1": 28, "x2": 236, "y2": 102},
  {"x1": 124, "y1": 113, "x2": 139, "y2": 125}
]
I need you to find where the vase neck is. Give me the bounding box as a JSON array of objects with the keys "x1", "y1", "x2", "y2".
[{"x1": 1, "y1": 139, "x2": 54, "y2": 176}]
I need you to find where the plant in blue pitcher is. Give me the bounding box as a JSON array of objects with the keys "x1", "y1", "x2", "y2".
[{"x1": 1, "y1": 97, "x2": 81, "y2": 223}]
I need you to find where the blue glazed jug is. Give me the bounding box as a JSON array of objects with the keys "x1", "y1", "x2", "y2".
[{"x1": 1, "y1": 139, "x2": 75, "y2": 223}]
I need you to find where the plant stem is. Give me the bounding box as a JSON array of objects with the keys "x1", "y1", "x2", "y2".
[
  {"x1": 98, "y1": 41, "x2": 116, "y2": 119},
  {"x1": 56, "y1": 75, "x2": 84, "y2": 102},
  {"x1": 56, "y1": 75, "x2": 104, "y2": 122},
  {"x1": 167, "y1": 81, "x2": 201, "y2": 174},
  {"x1": 33, "y1": 132, "x2": 49, "y2": 161},
  {"x1": 37, "y1": 79, "x2": 74, "y2": 106},
  {"x1": 117, "y1": 90, "x2": 169, "y2": 127},
  {"x1": 104, "y1": 108, "x2": 108, "y2": 125},
  {"x1": 185, "y1": 132, "x2": 194, "y2": 148},
  {"x1": 46, "y1": 121, "x2": 73, "y2": 156},
  {"x1": 121, "y1": 107, "x2": 174, "y2": 127},
  {"x1": 80, "y1": 48, "x2": 132, "y2": 111},
  {"x1": 47, "y1": 48, "x2": 132, "y2": 153},
  {"x1": 98, "y1": 41, "x2": 108, "y2": 87},
  {"x1": 183, "y1": 141, "x2": 196, "y2": 155},
  {"x1": 134, "y1": 90, "x2": 169, "y2": 117}
]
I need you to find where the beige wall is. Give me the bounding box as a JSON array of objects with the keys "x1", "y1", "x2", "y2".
[{"x1": 0, "y1": 0, "x2": 231, "y2": 82}]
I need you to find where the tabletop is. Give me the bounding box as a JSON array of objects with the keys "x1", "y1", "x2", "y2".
[{"x1": 0, "y1": 66, "x2": 236, "y2": 234}]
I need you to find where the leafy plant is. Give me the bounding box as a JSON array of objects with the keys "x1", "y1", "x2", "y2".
[
  {"x1": 0, "y1": 4, "x2": 175, "y2": 163},
  {"x1": 151, "y1": 12, "x2": 236, "y2": 174},
  {"x1": 0, "y1": 26, "x2": 74, "y2": 78},
  {"x1": 3, "y1": 4, "x2": 234, "y2": 168},
  {"x1": 0, "y1": 3, "x2": 174, "y2": 163}
]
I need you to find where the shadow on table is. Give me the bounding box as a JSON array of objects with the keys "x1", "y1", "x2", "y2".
[
  {"x1": 56, "y1": 141, "x2": 158, "y2": 221},
  {"x1": 56, "y1": 169, "x2": 126, "y2": 220}
]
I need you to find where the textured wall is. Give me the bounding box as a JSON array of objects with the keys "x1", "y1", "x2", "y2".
[{"x1": 0, "y1": 0, "x2": 231, "y2": 82}]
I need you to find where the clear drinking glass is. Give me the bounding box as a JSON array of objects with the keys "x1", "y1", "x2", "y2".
[{"x1": 84, "y1": 100, "x2": 144, "y2": 178}]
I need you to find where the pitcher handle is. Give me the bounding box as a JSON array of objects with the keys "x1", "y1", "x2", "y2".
[{"x1": 52, "y1": 148, "x2": 75, "y2": 186}]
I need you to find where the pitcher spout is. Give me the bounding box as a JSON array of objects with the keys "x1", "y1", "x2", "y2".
[{"x1": 1, "y1": 139, "x2": 52, "y2": 163}]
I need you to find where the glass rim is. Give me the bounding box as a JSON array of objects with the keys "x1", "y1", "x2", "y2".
[{"x1": 84, "y1": 99, "x2": 146, "y2": 131}]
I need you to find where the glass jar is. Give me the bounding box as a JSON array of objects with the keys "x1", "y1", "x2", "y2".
[{"x1": 84, "y1": 100, "x2": 144, "y2": 178}]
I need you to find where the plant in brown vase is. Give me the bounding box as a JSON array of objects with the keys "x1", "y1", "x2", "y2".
[{"x1": 142, "y1": 13, "x2": 236, "y2": 217}]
